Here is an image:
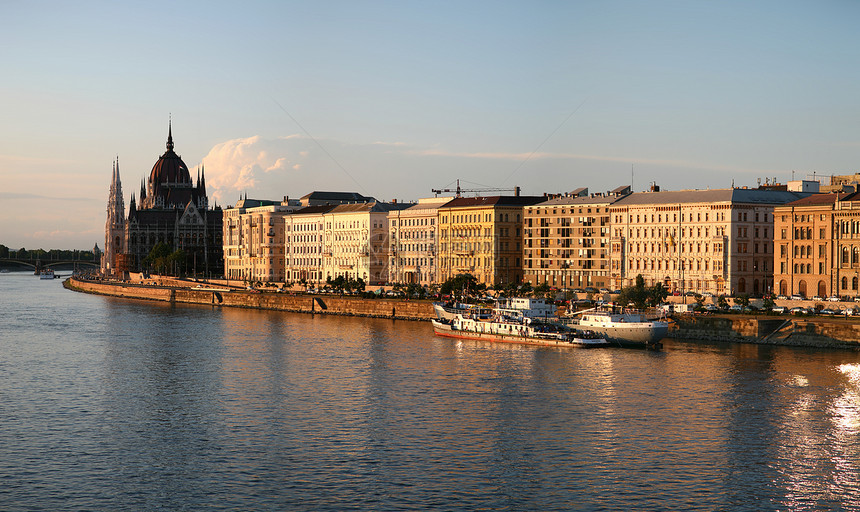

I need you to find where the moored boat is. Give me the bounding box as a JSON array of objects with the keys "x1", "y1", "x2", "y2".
[
  {"x1": 563, "y1": 308, "x2": 668, "y2": 348},
  {"x1": 431, "y1": 316, "x2": 609, "y2": 348},
  {"x1": 39, "y1": 269, "x2": 55, "y2": 280}
]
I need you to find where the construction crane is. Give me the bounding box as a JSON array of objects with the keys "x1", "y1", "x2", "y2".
[{"x1": 432, "y1": 179, "x2": 520, "y2": 198}]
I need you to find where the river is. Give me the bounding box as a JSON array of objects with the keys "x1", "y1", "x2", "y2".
[{"x1": 2, "y1": 271, "x2": 860, "y2": 511}]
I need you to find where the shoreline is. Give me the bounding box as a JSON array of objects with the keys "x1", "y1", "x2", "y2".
[
  {"x1": 64, "y1": 276, "x2": 435, "y2": 321},
  {"x1": 64, "y1": 277, "x2": 860, "y2": 350}
]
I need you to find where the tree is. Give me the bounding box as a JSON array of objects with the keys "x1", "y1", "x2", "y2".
[
  {"x1": 440, "y1": 273, "x2": 483, "y2": 300},
  {"x1": 533, "y1": 282, "x2": 551, "y2": 299},
  {"x1": 761, "y1": 295, "x2": 775, "y2": 311},
  {"x1": 143, "y1": 242, "x2": 172, "y2": 275},
  {"x1": 734, "y1": 294, "x2": 750, "y2": 309},
  {"x1": 618, "y1": 275, "x2": 666, "y2": 309},
  {"x1": 717, "y1": 294, "x2": 729, "y2": 310}
]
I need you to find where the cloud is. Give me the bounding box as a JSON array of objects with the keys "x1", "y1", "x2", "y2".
[{"x1": 200, "y1": 135, "x2": 310, "y2": 204}]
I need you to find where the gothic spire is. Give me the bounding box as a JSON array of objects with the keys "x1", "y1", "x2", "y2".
[
  {"x1": 166, "y1": 117, "x2": 174, "y2": 152},
  {"x1": 200, "y1": 164, "x2": 206, "y2": 196}
]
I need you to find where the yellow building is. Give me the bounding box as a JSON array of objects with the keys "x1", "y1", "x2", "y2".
[{"x1": 437, "y1": 195, "x2": 542, "y2": 287}]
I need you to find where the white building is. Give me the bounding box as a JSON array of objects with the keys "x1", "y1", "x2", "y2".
[{"x1": 323, "y1": 202, "x2": 412, "y2": 285}]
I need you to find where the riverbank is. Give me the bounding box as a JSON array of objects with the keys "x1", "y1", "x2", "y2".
[
  {"x1": 65, "y1": 276, "x2": 435, "y2": 320},
  {"x1": 64, "y1": 276, "x2": 860, "y2": 349},
  {"x1": 669, "y1": 313, "x2": 860, "y2": 349}
]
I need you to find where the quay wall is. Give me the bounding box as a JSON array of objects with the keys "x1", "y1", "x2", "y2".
[
  {"x1": 670, "y1": 314, "x2": 860, "y2": 350},
  {"x1": 66, "y1": 277, "x2": 435, "y2": 320}
]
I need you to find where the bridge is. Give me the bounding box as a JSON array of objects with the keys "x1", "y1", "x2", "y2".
[{"x1": 0, "y1": 258, "x2": 99, "y2": 272}]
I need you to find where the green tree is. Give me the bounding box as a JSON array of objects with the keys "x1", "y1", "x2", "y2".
[
  {"x1": 717, "y1": 294, "x2": 729, "y2": 310},
  {"x1": 761, "y1": 295, "x2": 775, "y2": 311},
  {"x1": 440, "y1": 273, "x2": 483, "y2": 300},
  {"x1": 618, "y1": 275, "x2": 666, "y2": 309},
  {"x1": 143, "y1": 242, "x2": 172, "y2": 274},
  {"x1": 533, "y1": 282, "x2": 551, "y2": 299},
  {"x1": 734, "y1": 294, "x2": 750, "y2": 309}
]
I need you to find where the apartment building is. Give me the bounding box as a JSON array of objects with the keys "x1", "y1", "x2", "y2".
[
  {"x1": 284, "y1": 205, "x2": 335, "y2": 286},
  {"x1": 387, "y1": 197, "x2": 451, "y2": 286},
  {"x1": 222, "y1": 198, "x2": 297, "y2": 282},
  {"x1": 437, "y1": 195, "x2": 543, "y2": 287},
  {"x1": 608, "y1": 188, "x2": 805, "y2": 296},
  {"x1": 523, "y1": 188, "x2": 628, "y2": 290},
  {"x1": 773, "y1": 191, "x2": 860, "y2": 298},
  {"x1": 322, "y1": 202, "x2": 412, "y2": 285}
]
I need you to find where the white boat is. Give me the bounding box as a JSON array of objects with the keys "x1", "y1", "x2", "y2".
[
  {"x1": 432, "y1": 301, "x2": 493, "y2": 321},
  {"x1": 39, "y1": 269, "x2": 55, "y2": 280},
  {"x1": 431, "y1": 316, "x2": 609, "y2": 348},
  {"x1": 564, "y1": 308, "x2": 668, "y2": 347}
]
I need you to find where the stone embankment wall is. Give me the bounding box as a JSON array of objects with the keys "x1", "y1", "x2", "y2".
[
  {"x1": 66, "y1": 277, "x2": 434, "y2": 320},
  {"x1": 670, "y1": 314, "x2": 860, "y2": 349}
]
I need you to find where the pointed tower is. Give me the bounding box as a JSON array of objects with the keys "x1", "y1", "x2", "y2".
[{"x1": 103, "y1": 157, "x2": 126, "y2": 275}]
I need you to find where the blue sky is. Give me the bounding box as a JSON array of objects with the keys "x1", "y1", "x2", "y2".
[{"x1": 1, "y1": 0, "x2": 859, "y2": 249}]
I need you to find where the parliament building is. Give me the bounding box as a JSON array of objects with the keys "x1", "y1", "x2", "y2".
[{"x1": 102, "y1": 123, "x2": 223, "y2": 277}]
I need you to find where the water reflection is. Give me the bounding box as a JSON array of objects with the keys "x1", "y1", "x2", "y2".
[{"x1": 5, "y1": 272, "x2": 860, "y2": 510}]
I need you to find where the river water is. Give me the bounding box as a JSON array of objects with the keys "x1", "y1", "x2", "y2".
[{"x1": 2, "y1": 272, "x2": 860, "y2": 511}]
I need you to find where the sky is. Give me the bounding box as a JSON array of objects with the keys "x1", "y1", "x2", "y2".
[{"x1": 2, "y1": 0, "x2": 859, "y2": 250}]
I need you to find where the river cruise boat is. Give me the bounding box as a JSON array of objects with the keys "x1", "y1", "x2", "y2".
[
  {"x1": 39, "y1": 269, "x2": 55, "y2": 280},
  {"x1": 563, "y1": 308, "x2": 668, "y2": 348},
  {"x1": 431, "y1": 315, "x2": 608, "y2": 348},
  {"x1": 432, "y1": 301, "x2": 494, "y2": 321}
]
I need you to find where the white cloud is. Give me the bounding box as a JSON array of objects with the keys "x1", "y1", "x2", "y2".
[{"x1": 200, "y1": 134, "x2": 310, "y2": 204}]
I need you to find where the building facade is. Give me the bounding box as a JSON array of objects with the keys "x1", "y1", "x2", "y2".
[
  {"x1": 222, "y1": 198, "x2": 296, "y2": 283},
  {"x1": 437, "y1": 195, "x2": 543, "y2": 287},
  {"x1": 772, "y1": 192, "x2": 860, "y2": 299},
  {"x1": 523, "y1": 189, "x2": 628, "y2": 290},
  {"x1": 285, "y1": 205, "x2": 333, "y2": 286},
  {"x1": 322, "y1": 202, "x2": 411, "y2": 286},
  {"x1": 609, "y1": 188, "x2": 805, "y2": 296},
  {"x1": 387, "y1": 197, "x2": 450, "y2": 286},
  {"x1": 106, "y1": 123, "x2": 223, "y2": 277}
]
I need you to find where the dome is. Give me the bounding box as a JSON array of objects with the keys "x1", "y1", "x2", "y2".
[{"x1": 148, "y1": 123, "x2": 192, "y2": 186}]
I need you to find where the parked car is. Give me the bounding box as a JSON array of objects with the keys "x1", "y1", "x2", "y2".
[
  {"x1": 599, "y1": 288, "x2": 610, "y2": 294},
  {"x1": 771, "y1": 306, "x2": 786, "y2": 314},
  {"x1": 790, "y1": 307, "x2": 807, "y2": 315},
  {"x1": 812, "y1": 296, "x2": 823, "y2": 301},
  {"x1": 820, "y1": 308, "x2": 838, "y2": 316},
  {"x1": 776, "y1": 294, "x2": 788, "y2": 300},
  {"x1": 826, "y1": 296, "x2": 840, "y2": 302},
  {"x1": 729, "y1": 305, "x2": 743, "y2": 312},
  {"x1": 790, "y1": 295, "x2": 803, "y2": 301},
  {"x1": 703, "y1": 304, "x2": 719, "y2": 313}
]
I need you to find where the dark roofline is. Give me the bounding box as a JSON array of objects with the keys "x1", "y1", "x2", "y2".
[{"x1": 440, "y1": 195, "x2": 544, "y2": 208}]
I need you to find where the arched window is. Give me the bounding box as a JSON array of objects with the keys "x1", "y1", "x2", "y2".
[
  {"x1": 842, "y1": 277, "x2": 848, "y2": 290},
  {"x1": 843, "y1": 247, "x2": 850, "y2": 265},
  {"x1": 780, "y1": 280, "x2": 787, "y2": 295},
  {"x1": 818, "y1": 281, "x2": 826, "y2": 298},
  {"x1": 854, "y1": 277, "x2": 858, "y2": 291},
  {"x1": 799, "y1": 280, "x2": 807, "y2": 297},
  {"x1": 738, "y1": 277, "x2": 746, "y2": 293}
]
